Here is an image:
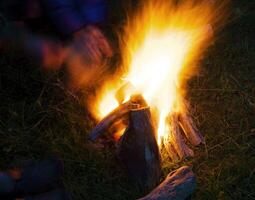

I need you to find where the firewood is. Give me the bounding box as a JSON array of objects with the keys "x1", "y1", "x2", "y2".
[
  {"x1": 179, "y1": 113, "x2": 204, "y2": 146},
  {"x1": 89, "y1": 101, "x2": 131, "y2": 141},
  {"x1": 163, "y1": 139, "x2": 179, "y2": 162},
  {"x1": 137, "y1": 166, "x2": 196, "y2": 200},
  {"x1": 178, "y1": 99, "x2": 204, "y2": 146},
  {"x1": 169, "y1": 114, "x2": 194, "y2": 159},
  {"x1": 89, "y1": 94, "x2": 149, "y2": 141},
  {"x1": 117, "y1": 105, "x2": 161, "y2": 190}
]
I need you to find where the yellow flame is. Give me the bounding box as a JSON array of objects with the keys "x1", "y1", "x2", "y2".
[
  {"x1": 89, "y1": 82, "x2": 120, "y2": 120},
  {"x1": 90, "y1": 0, "x2": 228, "y2": 144}
]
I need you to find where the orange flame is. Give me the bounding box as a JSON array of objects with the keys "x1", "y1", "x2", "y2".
[{"x1": 90, "y1": 0, "x2": 228, "y2": 145}]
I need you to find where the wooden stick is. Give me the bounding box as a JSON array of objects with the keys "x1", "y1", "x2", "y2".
[
  {"x1": 178, "y1": 98, "x2": 204, "y2": 146},
  {"x1": 89, "y1": 102, "x2": 131, "y2": 141},
  {"x1": 163, "y1": 139, "x2": 179, "y2": 162},
  {"x1": 89, "y1": 94, "x2": 148, "y2": 141},
  {"x1": 137, "y1": 166, "x2": 196, "y2": 200},
  {"x1": 179, "y1": 113, "x2": 204, "y2": 146},
  {"x1": 170, "y1": 113, "x2": 194, "y2": 159}
]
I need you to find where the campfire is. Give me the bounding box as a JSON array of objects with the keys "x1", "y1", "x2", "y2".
[{"x1": 88, "y1": 0, "x2": 228, "y2": 197}]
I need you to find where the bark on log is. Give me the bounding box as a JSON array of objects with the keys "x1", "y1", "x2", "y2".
[
  {"x1": 117, "y1": 106, "x2": 162, "y2": 190},
  {"x1": 137, "y1": 166, "x2": 196, "y2": 200},
  {"x1": 179, "y1": 113, "x2": 204, "y2": 146}
]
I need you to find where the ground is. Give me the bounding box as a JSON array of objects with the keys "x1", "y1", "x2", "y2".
[{"x1": 0, "y1": 1, "x2": 255, "y2": 200}]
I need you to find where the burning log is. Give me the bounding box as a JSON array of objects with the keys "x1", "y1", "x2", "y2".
[
  {"x1": 89, "y1": 93, "x2": 148, "y2": 141},
  {"x1": 89, "y1": 101, "x2": 131, "y2": 141},
  {"x1": 159, "y1": 99, "x2": 204, "y2": 161},
  {"x1": 137, "y1": 166, "x2": 196, "y2": 200},
  {"x1": 89, "y1": 94, "x2": 204, "y2": 163},
  {"x1": 117, "y1": 97, "x2": 161, "y2": 190},
  {"x1": 90, "y1": 95, "x2": 162, "y2": 189}
]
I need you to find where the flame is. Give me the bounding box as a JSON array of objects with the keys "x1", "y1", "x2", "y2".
[
  {"x1": 92, "y1": 83, "x2": 120, "y2": 120},
  {"x1": 91, "y1": 0, "x2": 228, "y2": 145}
]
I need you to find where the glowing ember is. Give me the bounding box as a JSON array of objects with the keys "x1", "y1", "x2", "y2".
[{"x1": 90, "y1": 0, "x2": 228, "y2": 147}]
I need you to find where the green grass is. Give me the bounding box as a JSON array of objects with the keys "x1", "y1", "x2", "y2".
[{"x1": 1, "y1": 1, "x2": 255, "y2": 199}]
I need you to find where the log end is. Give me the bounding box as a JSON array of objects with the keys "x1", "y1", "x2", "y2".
[{"x1": 138, "y1": 166, "x2": 196, "y2": 200}]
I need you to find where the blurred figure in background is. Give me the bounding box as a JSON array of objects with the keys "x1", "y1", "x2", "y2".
[{"x1": 0, "y1": 0, "x2": 113, "y2": 90}]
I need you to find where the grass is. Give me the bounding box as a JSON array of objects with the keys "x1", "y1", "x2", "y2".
[{"x1": 1, "y1": 1, "x2": 255, "y2": 199}]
